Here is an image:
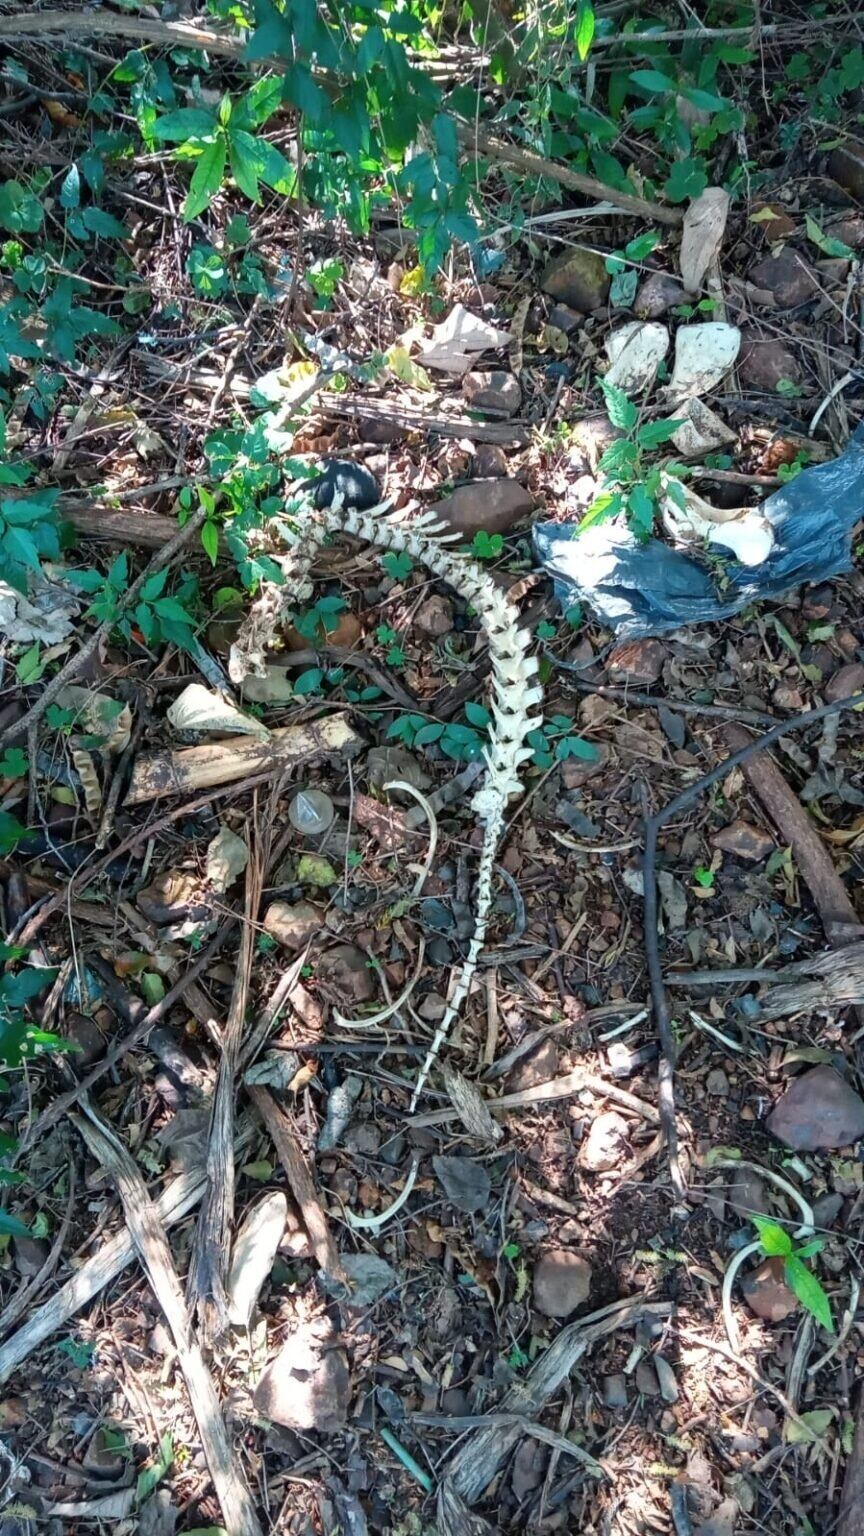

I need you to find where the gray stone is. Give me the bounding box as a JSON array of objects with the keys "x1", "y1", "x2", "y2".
[
  {"x1": 737, "y1": 333, "x2": 801, "y2": 392},
  {"x1": 766, "y1": 1065, "x2": 864, "y2": 1150},
  {"x1": 365, "y1": 744, "x2": 431, "y2": 795},
  {"x1": 635, "y1": 1359, "x2": 660, "y2": 1396},
  {"x1": 462, "y1": 370, "x2": 522, "y2": 416},
  {"x1": 254, "y1": 1317, "x2": 350, "y2": 1432},
  {"x1": 826, "y1": 663, "x2": 864, "y2": 703},
  {"x1": 263, "y1": 899, "x2": 323, "y2": 951},
  {"x1": 635, "y1": 271, "x2": 686, "y2": 318},
  {"x1": 431, "y1": 479, "x2": 533, "y2": 538},
  {"x1": 472, "y1": 443, "x2": 508, "y2": 478},
  {"x1": 749, "y1": 249, "x2": 818, "y2": 307},
  {"x1": 317, "y1": 945, "x2": 377, "y2": 1005},
  {"x1": 712, "y1": 820, "x2": 775, "y2": 862},
  {"x1": 511, "y1": 1438, "x2": 546, "y2": 1500},
  {"x1": 579, "y1": 1111, "x2": 628, "y2": 1172},
  {"x1": 414, "y1": 595, "x2": 454, "y2": 637},
  {"x1": 541, "y1": 248, "x2": 610, "y2": 310},
  {"x1": 706, "y1": 1068, "x2": 730, "y2": 1098},
  {"x1": 533, "y1": 1248, "x2": 592, "y2": 1318},
  {"x1": 695, "y1": 1497, "x2": 739, "y2": 1536},
  {"x1": 655, "y1": 1355, "x2": 679, "y2": 1403},
  {"x1": 602, "y1": 1374, "x2": 628, "y2": 1408},
  {"x1": 729, "y1": 1168, "x2": 769, "y2": 1220},
  {"x1": 828, "y1": 139, "x2": 864, "y2": 202},
  {"x1": 811, "y1": 1192, "x2": 843, "y2": 1228}
]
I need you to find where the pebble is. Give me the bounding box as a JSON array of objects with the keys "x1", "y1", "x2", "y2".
[
  {"x1": 548, "y1": 303, "x2": 584, "y2": 333},
  {"x1": 601, "y1": 1374, "x2": 628, "y2": 1408},
  {"x1": 706, "y1": 1068, "x2": 730, "y2": 1097},
  {"x1": 533, "y1": 1249, "x2": 592, "y2": 1318},
  {"x1": 635, "y1": 1359, "x2": 660, "y2": 1396},
  {"x1": 311, "y1": 458, "x2": 380, "y2": 511},
  {"x1": 737, "y1": 332, "x2": 801, "y2": 392},
  {"x1": 414, "y1": 594, "x2": 454, "y2": 637},
  {"x1": 828, "y1": 138, "x2": 864, "y2": 202},
  {"x1": 634, "y1": 271, "x2": 686, "y2": 318},
  {"x1": 766, "y1": 1065, "x2": 864, "y2": 1150},
  {"x1": 263, "y1": 900, "x2": 323, "y2": 951},
  {"x1": 729, "y1": 1168, "x2": 769, "y2": 1220},
  {"x1": 511, "y1": 1438, "x2": 547, "y2": 1500},
  {"x1": 607, "y1": 638, "x2": 665, "y2": 685},
  {"x1": 749, "y1": 249, "x2": 819, "y2": 307},
  {"x1": 64, "y1": 1011, "x2": 105, "y2": 1067},
  {"x1": 13, "y1": 1235, "x2": 49, "y2": 1278},
  {"x1": 541, "y1": 248, "x2": 610, "y2": 310},
  {"x1": 508, "y1": 1038, "x2": 559, "y2": 1091},
  {"x1": 317, "y1": 944, "x2": 377, "y2": 1005},
  {"x1": 462, "y1": 370, "x2": 522, "y2": 416},
  {"x1": 812, "y1": 1191, "x2": 844, "y2": 1228},
  {"x1": 773, "y1": 684, "x2": 806, "y2": 711},
  {"x1": 711, "y1": 820, "x2": 775, "y2": 862},
  {"x1": 826, "y1": 662, "x2": 864, "y2": 703},
  {"x1": 654, "y1": 1356, "x2": 679, "y2": 1404},
  {"x1": 741, "y1": 1255, "x2": 798, "y2": 1322},
  {"x1": 472, "y1": 443, "x2": 508, "y2": 478},
  {"x1": 579, "y1": 1111, "x2": 628, "y2": 1172},
  {"x1": 431, "y1": 478, "x2": 534, "y2": 538},
  {"x1": 254, "y1": 1317, "x2": 350, "y2": 1431}
]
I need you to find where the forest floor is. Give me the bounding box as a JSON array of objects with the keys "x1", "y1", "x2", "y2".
[{"x1": 1, "y1": 6, "x2": 864, "y2": 1536}]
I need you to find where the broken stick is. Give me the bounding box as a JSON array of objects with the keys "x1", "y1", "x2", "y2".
[{"x1": 125, "y1": 712, "x2": 362, "y2": 803}]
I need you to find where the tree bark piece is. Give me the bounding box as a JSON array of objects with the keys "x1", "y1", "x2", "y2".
[
  {"x1": 247, "y1": 1085, "x2": 346, "y2": 1284},
  {"x1": 64, "y1": 505, "x2": 177, "y2": 548},
  {"x1": 125, "y1": 713, "x2": 362, "y2": 804},
  {"x1": 72, "y1": 1107, "x2": 263, "y2": 1536},
  {"x1": 723, "y1": 723, "x2": 859, "y2": 939}
]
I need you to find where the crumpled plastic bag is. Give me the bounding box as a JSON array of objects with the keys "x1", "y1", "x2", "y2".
[{"x1": 534, "y1": 424, "x2": 864, "y2": 638}]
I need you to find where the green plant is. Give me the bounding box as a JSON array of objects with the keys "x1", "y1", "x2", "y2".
[
  {"x1": 526, "y1": 713, "x2": 598, "y2": 769},
  {"x1": 752, "y1": 1217, "x2": 834, "y2": 1333},
  {"x1": 292, "y1": 593, "x2": 347, "y2": 643},
  {"x1": 387, "y1": 703, "x2": 491, "y2": 762},
  {"x1": 605, "y1": 229, "x2": 660, "y2": 308},
  {"x1": 382, "y1": 550, "x2": 414, "y2": 581},
  {"x1": 306, "y1": 257, "x2": 344, "y2": 306},
  {"x1": 692, "y1": 865, "x2": 715, "y2": 889},
  {"x1": 580, "y1": 382, "x2": 684, "y2": 540},
  {"x1": 376, "y1": 624, "x2": 406, "y2": 666},
  {"x1": 471, "y1": 530, "x2": 503, "y2": 560}
]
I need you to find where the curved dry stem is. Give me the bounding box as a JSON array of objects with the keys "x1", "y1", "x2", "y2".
[
  {"x1": 384, "y1": 778, "x2": 438, "y2": 896},
  {"x1": 334, "y1": 940, "x2": 427, "y2": 1029},
  {"x1": 343, "y1": 1152, "x2": 421, "y2": 1232}
]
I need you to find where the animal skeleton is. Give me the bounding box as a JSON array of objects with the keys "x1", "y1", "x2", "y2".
[{"x1": 230, "y1": 498, "x2": 542, "y2": 1109}]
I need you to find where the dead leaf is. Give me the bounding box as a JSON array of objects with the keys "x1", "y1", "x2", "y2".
[
  {"x1": 205, "y1": 825, "x2": 249, "y2": 892},
  {"x1": 416, "y1": 303, "x2": 512, "y2": 376},
  {"x1": 166, "y1": 683, "x2": 270, "y2": 740},
  {"x1": 680, "y1": 187, "x2": 730, "y2": 292}
]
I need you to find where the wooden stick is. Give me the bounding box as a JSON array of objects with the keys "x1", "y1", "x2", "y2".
[
  {"x1": 72, "y1": 1107, "x2": 263, "y2": 1536},
  {"x1": 125, "y1": 713, "x2": 362, "y2": 803},
  {"x1": 247, "y1": 1085, "x2": 346, "y2": 1284},
  {"x1": 724, "y1": 723, "x2": 860, "y2": 939},
  {"x1": 63, "y1": 505, "x2": 178, "y2": 548}
]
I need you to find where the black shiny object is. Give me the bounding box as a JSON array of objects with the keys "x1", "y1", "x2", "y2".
[{"x1": 311, "y1": 459, "x2": 381, "y2": 511}]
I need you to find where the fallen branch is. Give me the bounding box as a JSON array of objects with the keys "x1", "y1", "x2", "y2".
[
  {"x1": 72, "y1": 1105, "x2": 263, "y2": 1536},
  {"x1": 724, "y1": 721, "x2": 860, "y2": 941},
  {"x1": 408, "y1": 1066, "x2": 659, "y2": 1126},
  {"x1": 125, "y1": 712, "x2": 363, "y2": 803},
  {"x1": 247, "y1": 1085, "x2": 346, "y2": 1283},
  {"x1": 62, "y1": 504, "x2": 178, "y2": 549}
]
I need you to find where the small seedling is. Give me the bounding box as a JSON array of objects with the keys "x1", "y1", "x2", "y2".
[
  {"x1": 752, "y1": 1217, "x2": 834, "y2": 1332},
  {"x1": 381, "y1": 550, "x2": 414, "y2": 581},
  {"x1": 471, "y1": 530, "x2": 503, "y2": 560},
  {"x1": 692, "y1": 865, "x2": 715, "y2": 889}
]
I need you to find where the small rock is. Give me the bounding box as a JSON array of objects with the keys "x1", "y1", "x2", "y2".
[
  {"x1": 729, "y1": 1168, "x2": 769, "y2": 1220},
  {"x1": 828, "y1": 138, "x2": 864, "y2": 202},
  {"x1": 263, "y1": 899, "x2": 323, "y2": 951},
  {"x1": 548, "y1": 303, "x2": 584, "y2": 333},
  {"x1": 750, "y1": 249, "x2": 819, "y2": 307},
  {"x1": 635, "y1": 271, "x2": 686, "y2": 318},
  {"x1": 83, "y1": 1428, "x2": 126, "y2": 1478},
  {"x1": 433, "y1": 1154, "x2": 491, "y2": 1214},
  {"x1": 635, "y1": 1359, "x2": 660, "y2": 1396},
  {"x1": 136, "y1": 870, "x2": 209, "y2": 925},
  {"x1": 431, "y1": 479, "x2": 533, "y2": 538},
  {"x1": 366, "y1": 744, "x2": 431, "y2": 795},
  {"x1": 826, "y1": 212, "x2": 864, "y2": 249},
  {"x1": 64, "y1": 1011, "x2": 105, "y2": 1067},
  {"x1": 773, "y1": 684, "x2": 806, "y2": 712},
  {"x1": 579, "y1": 1111, "x2": 628, "y2": 1172},
  {"x1": 472, "y1": 443, "x2": 508, "y2": 478},
  {"x1": 607, "y1": 638, "x2": 665, "y2": 685},
  {"x1": 541, "y1": 248, "x2": 610, "y2": 311},
  {"x1": 418, "y1": 991, "x2": 447, "y2": 1021},
  {"x1": 737, "y1": 333, "x2": 801, "y2": 392},
  {"x1": 317, "y1": 945, "x2": 376, "y2": 1005},
  {"x1": 414, "y1": 595, "x2": 454, "y2": 638},
  {"x1": 462, "y1": 370, "x2": 522, "y2": 417},
  {"x1": 311, "y1": 459, "x2": 380, "y2": 512},
  {"x1": 12, "y1": 1235, "x2": 48, "y2": 1278},
  {"x1": 227, "y1": 1193, "x2": 287, "y2": 1327},
  {"x1": 695, "y1": 1499, "x2": 739, "y2": 1536},
  {"x1": 711, "y1": 820, "x2": 775, "y2": 862},
  {"x1": 601, "y1": 1374, "x2": 628, "y2": 1408},
  {"x1": 334, "y1": 1252, "x2": 398, "y2": 1307},
  {"x1": 654, "y1": 1356, "x2": 679, "y2": 1404},
  {"x1": 360, "y1": 416, "x2": 405, "y2": 444},
  {"x1": 508, "y1": 1037, "x2": 559, "y2": 1091},
  {"x1": 605, "y1": 321, "x2": 669, "y2": 394},
  {"x1": 741, "y1": 1256, "x2": 798, "y2": 1322},
  {"x1": 254, "y1": 1317, "x2": 350, "y2": 1431},
  {"x1": 826, "y1": 662, "x2": 864, "y2": 703},
  {"x1": 812, "y1": 1191, "x2": 843, "y2": 1228},
  {"x1": 511, "y1": 1438, "x2": 546, "y2": 1500},
  {"x1": 766, "y1": 1065, "x2": 864, "y2": 1150},
  {"x1": 706, "y1": 1068, "x2": 730, "y2": 1097},
  {"x1": 751, "y1": 202, "x2": 797, "y2": 242},
  {"x1": 533, "y1": 1249, "x2": 592, "y2": 1318}
]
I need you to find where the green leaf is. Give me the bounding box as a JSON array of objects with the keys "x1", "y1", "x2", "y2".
[
  {"x1": 413, "y1": 722, "x2": 444, "y2": 746},
  {"x1": 81, "y1": 208, "x2": 128, "y2": 240},
  {"x1": 283, "y1": 63, "x2": 329, "y2": 123},
  {"x1": 578, "y1": 491, "x2": 623, "y2": 532},
  {"x1": 184, "y1": 135, "x2": 227, "y2": 220},
  {"x1": 0, "y1": 749, "x2": 27, "y2": 779},
  {"x1": 136, "y1": 1432, "x2": 174, "y2": 1505},
  {"x1": 59, "y1": 164, "x2": 81, "y2": 210},
  {"x1": 575, "y1": 0, "x2": 595, "y2": 61},
  {"x1": 785, "y1": 1255, "x2": 834, "y2": 1332},
  {"x1": 140, "y1": 973, "x2": 165, "y2": 1007},
  {"x1": 664, "y1": 156, "x2": 708, "y2": 204},
  {"x1": 805, "y1": 213, "x2": 854, "y2": 259},
  {"x1": 752, "y1": 1217, "x2": 793, "y2": 1256},
  {"x1": 16, "y1": 642, "x2": 44, "y2": 684},
  {"x1": 293, "y1": 667, "x2": 323, "y2": 695},
  {"x1": 637, "y1": 418, "x2": 684, "y2": 447},
  {"x1": 152, "y1": 108, "x2": 218, "y2": 142},
  {"x1": 784, "y1": 1407, "x2": 834, "y2": 1445},
  {"x1": 201, "y1": 520, "x2": 219, "y2": 566},
  {"x1": 555, "y1": 736, "x2": 598, "y2": 761},
  {"x1": 630, "y1": 68, "x2": 676, "y2": 95},
  {"x1": 228, "y1": 129, "x2": 263, "y2": 202},
  {"x1": 4, "y1": 524, "x2": 40, "y2": 573},
  {"x1": 464, "y1": 701, "x2": 491, "y2": 729},
  {"x1": 382, "y1": 550, "x2": 413, "y2": 581},
  {"x1": 681, "y1": 86, "x2": 727, "y2": 112},
  {"x1": 600, "y1": 380, "x2": 637, "y2": 431},
  {"x1": 0, "y1": 1209, "x2": 29, "y2": 1238},
  {"x1": 0, "y1": 181, "x2": 44, "y2": 235}
]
